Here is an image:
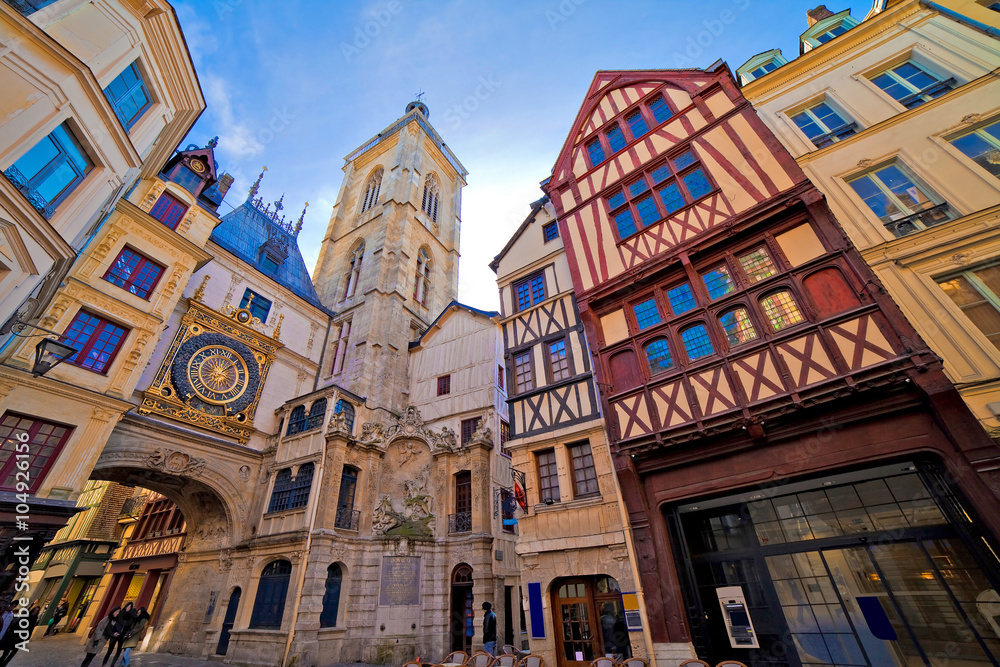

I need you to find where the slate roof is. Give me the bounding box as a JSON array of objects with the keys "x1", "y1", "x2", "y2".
[{"x1": 210, "y1": 196, "x2": 328, "y2": 311}]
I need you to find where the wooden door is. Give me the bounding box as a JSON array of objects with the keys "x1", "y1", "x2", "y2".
[
  {"x1": 554, "y1": 580, "x2": 598, "y2": 667},
  {"x1": 216, "y1": 587, "x2": 241, "y2": 655}
]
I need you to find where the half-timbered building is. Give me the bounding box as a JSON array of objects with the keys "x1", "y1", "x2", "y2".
[
  {"x1": 492, "y1": 198, "x2": 651, "y2": 667},
  {"x1": 542, "y1": 64, "x2": 1000, "y2": 666}
]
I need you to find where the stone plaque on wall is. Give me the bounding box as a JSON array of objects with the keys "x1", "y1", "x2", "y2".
[{"x1": 379, "y1": 555, "x2": 420, "y2": 606}]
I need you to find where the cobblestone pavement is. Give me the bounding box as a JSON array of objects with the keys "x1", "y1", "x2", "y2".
[{"x1": 6, "y1": 631, "x2": 384, "y2": 666}]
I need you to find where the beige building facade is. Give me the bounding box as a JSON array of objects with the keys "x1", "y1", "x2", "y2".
[
  {"x1": 739, "y1": 0, "x2": 1000, "y2": 431},
  {"x1": 491, "y1": 199, "x2": 652, "y2": 667}
]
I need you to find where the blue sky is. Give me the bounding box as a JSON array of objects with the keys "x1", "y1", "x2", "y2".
[{"x1": 173, "y1": 0, "x2": 870, "y2": 311}]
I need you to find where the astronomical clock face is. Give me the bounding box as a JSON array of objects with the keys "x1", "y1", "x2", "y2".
[
  {"x1": 187, "y1": 345, "x2": 250, "y2": 405},
  {"x1": 189, "y1": 158, "x2": 206, "y2": 173},
  {"x1": 171, "y1": 332, "x2": 261, "y2": 414}
]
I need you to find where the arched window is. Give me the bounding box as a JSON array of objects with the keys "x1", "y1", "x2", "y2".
[
  {"x1": 267, "y1": 463, "x2": 314, "y2": 513},
  {"x1": 422, "y1": 174, "x2": 439, "y2": 222},
  {"x1": 249, "y1": 560, "x2": 291, "y2": 629},
  {"x1": 680, "y1": 323, "x2": 715, "y2": 360},
  {"x1": 320, "y1": 564, "x2": 343, "y2": 628},
  {"x1": 643, "y1": 338, "x2": 673, "y2": 375},
  {"x1": 361, "y1": 168, "x2": 382, "y2": 213},
  {"x1": 335, "y1": 466, "x2": 359, "y2": 530},
  {"x1": 719, "y1": 307, "x2": 758, "y2": 346},
  {"x1": 414, "y1": 248, "x2": 430, "y2": 306},
  {"x1": 306, "y1": 399, "x2": 327, "y2": 431},
  {"x1": 334, "y1": 399, "x2": 355, "y2": 433},
  {"x1": 286, "y1": 406, "x2": 307, "y2": 436},
  {"x1": 760, "y1": 290, "x2": 805, "y2": 331},
  {"x1": 344, "y1": 242, "x2": 364, "y2": 300}
]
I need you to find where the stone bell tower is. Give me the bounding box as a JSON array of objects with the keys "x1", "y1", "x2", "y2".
[{"x1": 312, "y1": 100, "x2": 467, "y2": 413}]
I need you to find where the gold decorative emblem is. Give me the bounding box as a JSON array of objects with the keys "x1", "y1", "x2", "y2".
[
  {"x1": 187, "y1": 345, "x2": 250, "y2": 405},
  {"x1": 189, "y1": 159, "x2": 206, "y2": 173}
]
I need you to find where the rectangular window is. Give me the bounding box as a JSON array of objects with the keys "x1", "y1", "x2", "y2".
[
  {"x1": 848, "y1": 162, "x2": 951, "y2": 237},
  {"x1": 681, "y1": 324, "x2": 715, "y2": 360},
  {"x1": 61, "y1": 310, "x2": 129, "y2": 374},
  {"x1": 0, "y1": 412, "x2": 73, "y2": 493},
  {"x1": 870, "y1": 61, "x2": 954, "y2": 109},
  {"x1": 149, "y1": 192, "x2": 187, "y2": 230},
  {"x1": 738, "y1": 247, "x2": 778, "y2": 284},
  {"x1": 170, "y1": 165, "x2": 202, "y2": 195},
  {"x1": 537, "y1": 449, "x2": 560, "y2": 503},
  {"x1": 606, "y1": 123, "x2": 627, "y2": 153},
  {"x1": 760, "y1": 291, "x2": 806, "y2": 331},
  {"x1": 625, "y1": 110, "x2": 649, "y2": 139},
  {"x1": 543, "y1": 221, "x2": 559, "y2": 242},
  {"x1": 569, "y1": 442, "x2": 599, "y2": 497},
  {"x1": 103, "y1": 60, "x2": 151, "y2": 130},
  {"x1": 6, "y1": 0, "x2": 60, "y2": 15},
  {"x1": 702, "y1": 265, "x2": 736, "y2": 299},
  {"x1": 498, "y1": 364, "x2": 505, "y2": 391},
  {"x1": 455, "y1": 471, "x2": 472, "y2": 515},
  {"x1": 648, "y1": 95, "x2": 673, "y2": 124},
  {"x1": 548, "y1": 339, "x2": 570, "y2": 382},
  {"x1": 790, "y1": 101, "x2": 856, "y2": 148},
  {"x1": 240, "y1": 288, "x2": 272, "y2": 323},
  {"x1": 3, "y1": 122, "x2": 92, "y2": 215},
  {"x1": 461, "y1": 417, "x2": 482, "y2": 445},
  {"x1": 103, "y1": 247, "x2": 165, "y2": 299},
  {"x1": 950, "y1": 120, "x2": 1000, "y2": 179},
  {"x1": 514, "y1": 351, "x2": 533, "y2": 393},
  {"x1": 515, "y1": 273, "x2": 546, "y2": 311},
  {"x1": 585, "y1": 138, "x2": 605, "y2": 166},
  {"x1": 937, "y1": 264, "x2": 1000, "y2": 351},
  {"x1": 632, "y1": 298, "x2": 661, "y2": 330},
  {"x1": 437, "y1": 374, "x2": 451, "y2": 396},
  {"x1": 667, "y1": 282, "x2": 698, "y2": 315},
  {"x1": 332, "y1": 320, "x2": 351, "y2": 374},
  {"x1": 500, "y1": 420, "x2": 510, "y2": 455},
  {"x1": 608, "y1": 150, "x2": 714, "y2": 240}
]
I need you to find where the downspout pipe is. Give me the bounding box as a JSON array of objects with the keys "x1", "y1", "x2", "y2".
[{"x1": 921, "y1": 0, "x2": 1000, "y2": 39}]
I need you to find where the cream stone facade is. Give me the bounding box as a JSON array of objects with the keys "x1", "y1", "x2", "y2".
[
  {"x1": 491, "y1": 200, "x2": 654, "y2": 667},
  {"x1": 739, "y1": 0, "x2": 1000, "y2": 431}
]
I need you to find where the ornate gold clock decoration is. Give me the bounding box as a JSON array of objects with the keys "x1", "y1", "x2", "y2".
[
  {"x1": 138, "y1": 295, "x2": 282, "y2": 443},
  {"x1": 189, "y1": 158, "x2": 206, "y2": 173}
]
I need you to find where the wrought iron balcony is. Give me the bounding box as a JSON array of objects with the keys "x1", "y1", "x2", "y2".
[
  {"x1": 811, "y1": 122, "x2": 857, "y2": 149},
  {"x1": 449, "y1": 511, "x2": 472, "y2": 534},
  {"x1": 883, "y1": 202, "x2": 951, "y2": 238},
  {"x1": 2, "y1": 166, "x2": 55, "y2": 219},
  {"x1": 334, "y1": 507, "x2": 360, "y2": 531},
  {"x1": 118, "y1": 494, "x2": 148, "y2": 520},
  {"x1": 898, "y1": 77, "x2": 956, "y2": 109}
]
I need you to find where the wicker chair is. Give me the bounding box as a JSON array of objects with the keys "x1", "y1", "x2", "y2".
[
  {"x1": 516, "y1": 656, "x2": 544, "y2": 667},
  {"x1": 443, "y1": 651, "x2": 469, "y2": 665},
  {"x1": 401, "y1": 661, "x2": 422, "y2": 667},
  {"x1": 715, "y1": 662, "x2": 748, "y2": 667},
  {"x1": 501, "y1": 645, "x2": 518, "y2": 656},
  {"x1": 494, "y1": 655, "x2": 517, "y2": 667},
  {"x1": 469, "y1": 652, "x2": 494, "y2": 667},
  {"x1": 678, "y1": 661, "x2": 710, "y2": 667},
  {"x1": 591, "y1": 658, "x2": 615, "y2": 667},
  {"x1": 619, "y1": 659, "x2": 649, "y2": 667}
]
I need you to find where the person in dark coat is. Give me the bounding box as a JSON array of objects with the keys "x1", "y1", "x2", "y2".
[
  {"x1": 118, "y1": 607, "x2": 149, "y2": 666},
  {"x1": 0, "y1": 601, "x2": 16, "y2": 667},
  {"x1": 44, "y1": 598, "x2": 68, "y2": 636},
  {"x1": 81, "y1": 607, "x2": 119, "y2": 667},
  {"x1": 481, "y1": 601, "x2": 497, "y2": 656},
  {"x1": 102, "y1": 602, "x2": 134, "y2": 666}
]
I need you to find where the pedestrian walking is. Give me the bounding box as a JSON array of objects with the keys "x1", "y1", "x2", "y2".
[
  {"x1": 81, "y1": 607, "x2": 119, "y2": 667},
  {"x1": 117, "y1": 607, "x2": 149, "y2": 666},
  {"x1": 45, "y1": 598, "x2": 68, "y2": 636},
  {"x1": 481, "y1": 601, "x2": 497, "y2": 657},
  {"x1": 102, "y1": 602, "x2": 134, "y2": 666},
  {"x1": 0, "y1": 601, "x2": 16, "y2": 667}
]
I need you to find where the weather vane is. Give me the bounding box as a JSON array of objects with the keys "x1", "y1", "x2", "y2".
[{"x1": 415, "y1": 90, "x2": 425, "y2": 102}]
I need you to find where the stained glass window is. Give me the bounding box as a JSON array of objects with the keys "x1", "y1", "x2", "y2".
[
  {"x1": 632, "y1": 299, "x2": 661, "y2": 330},
  {"x1": 702, "y1": 265, "x2": 736, "y2": 299},
  {"x1": 681, "y1": 324, "x2": 715, "y2": 360},
  {"x1": 761, "y1": 291, "x2": 805, "y2": 331},
  {"x1": 719, "y1": 308, "x2": 758, "y2": 346},
  {"x1": 667, "y1": 283, "x2": 697, "y2": 314},
  {"x1": 644, "y1": 338, "x2": 673, "y2": 374},
  {"x1": 739, "y1": 247, "x2": 778, "y2": 283}
]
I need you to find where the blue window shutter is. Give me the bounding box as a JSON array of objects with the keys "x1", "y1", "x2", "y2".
[{"x1": 528, "y1": 582, "x2": 544, "y2": 638}]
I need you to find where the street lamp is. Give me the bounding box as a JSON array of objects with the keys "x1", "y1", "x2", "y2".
[{"x1": 0, "y1": 300, "x2": 79, "y2": 377}]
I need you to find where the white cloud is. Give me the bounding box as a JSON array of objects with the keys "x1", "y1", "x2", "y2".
[{"x1": 202, "y1": 75, "x2": 265, "y2": 160}]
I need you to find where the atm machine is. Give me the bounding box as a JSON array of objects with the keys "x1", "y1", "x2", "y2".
[{"x1": 716, "y1": 586, "x2": 760, "y2": 649}]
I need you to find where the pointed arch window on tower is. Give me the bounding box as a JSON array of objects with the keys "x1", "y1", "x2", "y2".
[
  {"x1": 343, "y1": 242, "x2": 364, "y2": 300},
  {"x1": 421, "y1": 175, "x2": 440, "y2": 223},
  {"x1": 414, "y1": 248, "x2": 431, "y2": 306},
  {"x1": 361, "y1": 168, "x2": 382, "y2": 213}
]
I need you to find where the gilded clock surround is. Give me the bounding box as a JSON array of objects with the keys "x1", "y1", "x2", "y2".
[{"x1": 138, "y1": 292, "x2": 282, "y2": 443}]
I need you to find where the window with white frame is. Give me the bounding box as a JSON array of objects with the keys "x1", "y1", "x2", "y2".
[
  {"x1": 937, "y1": 264, "x2": 1000, "y2": 352},
  {"x1": 949, "y1": 120, "x2": 1000, "y2": 179},
  {"x1": 847, "y1": 161, "x2": 952, "y2": 237},
  {"x1": 869, "y1": 61, "x2": 954, "y2": 110},
  {"x1": 790, "y1": 101, "x2": 856, "y2": 148}
]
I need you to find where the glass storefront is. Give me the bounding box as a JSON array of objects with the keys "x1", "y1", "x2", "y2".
[{"x1": 669, "y1": 461, "x2": 1000, "y2": 666}]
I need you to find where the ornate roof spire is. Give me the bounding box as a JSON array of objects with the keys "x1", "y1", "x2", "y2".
[
  {"x1": 247, "y1": 165, "x2": 267, "y2": 200},
  {"x1": 274, "y1": 193, "x2": 284, "y2": 213},
  {"x1": 295, "y1": 202, "x2": 308, "y2": 236},
  {"x1": 207, "y1": 136, "x2": 219, "y2": 148}
]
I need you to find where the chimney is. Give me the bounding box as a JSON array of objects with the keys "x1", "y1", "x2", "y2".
[{"x1": 807, "y1": 5, "x2": 836, "y2": 26}]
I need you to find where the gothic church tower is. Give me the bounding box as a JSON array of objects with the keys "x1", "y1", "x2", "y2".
[{"x1": 313, "y1": 101, "x2": 466, "y2": 413}]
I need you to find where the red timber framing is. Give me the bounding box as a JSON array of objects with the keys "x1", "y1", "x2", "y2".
[{"x1": 542, "y1": 65, "x2": 1000, "y2": 658}]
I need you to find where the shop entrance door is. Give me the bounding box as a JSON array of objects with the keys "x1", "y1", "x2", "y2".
[
  {"x1": 216, "y1": 587, "x2": 240, "y2": 656},
  {"x1": 555, "y1": 580, "x2": 598, "y2": 667}
]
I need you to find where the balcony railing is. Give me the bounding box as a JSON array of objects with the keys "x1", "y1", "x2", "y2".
[
  {"x1": 334, "y1": 507, "x2": 360, "y2": 531},
  {"x1": 449, "y1": 512, "x2": 472, "y2": 534},
  {"x1": 898, "y1": 78, "x2": 956, "y2": 109},
  {"x1": 2, "y1": 165, "x2": 55, "y2": 219},
  {"x1": 118, "y1": 494, "x2": 148, "y2": 520},
  {"x1": 883, "y1": 202, "x2": 951, "y2": 238},
  {"x1": 811, "y1": 122, "x2": 857, "y2": 149}
]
